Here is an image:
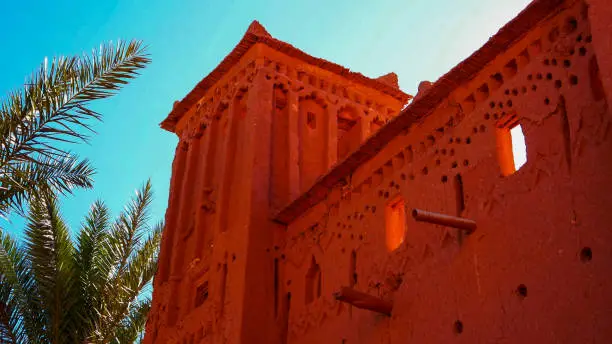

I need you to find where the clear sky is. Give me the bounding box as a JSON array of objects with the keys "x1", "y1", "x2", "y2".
[{"x1": 1, "y1": 0, "x2": 531, "y2": 236}]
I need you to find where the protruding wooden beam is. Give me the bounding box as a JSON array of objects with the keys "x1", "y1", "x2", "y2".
[
  {"x1": 333, "y1": 287, "x2": 393, "y2": 316},
  {"x1": 412, "y1": 208, "x2": 476, "y2": 234}
]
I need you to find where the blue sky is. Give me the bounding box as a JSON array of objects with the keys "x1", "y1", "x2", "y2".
[{"x1": 1, "y1": 0, "x2": 531, "y2": 236}]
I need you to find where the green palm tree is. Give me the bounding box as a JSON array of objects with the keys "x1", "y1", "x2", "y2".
[
  {"x1": 0, "y1": 40, "x2": 150, "y2": 217},
  {"x1": 0, "y1": 180, "x2": 162, "y2": 343}
]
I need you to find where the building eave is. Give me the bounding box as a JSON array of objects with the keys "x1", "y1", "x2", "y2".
[{"x1": 273, "y1": 0, "x2": 568, "y2": 225}]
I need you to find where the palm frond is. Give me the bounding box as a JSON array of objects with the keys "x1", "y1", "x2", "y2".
[
  {"x1": 0, "y1": 153, "x2": 95, "y2": 216},
  {"x1": 0, "y1": 229, "x2": 43, "y2": 343},
  {"x1": 108, "y1": 180, "x2": 154, "y2": 276},
  {"x1": 122, "y1": 222, "x2": 162, "y2": 295},
  {"x1": 94, "y1": 181, "x2": 158, "y2": 343},
  {"x1": 101, "y1": 222, "x2": 162, "y2": 343},
  {"x1": 2, "y1": 179, "x2": 160, "y2": 343},
  {"x1": 74, "y1": 200, "x2": 112, "y2": 340},
  {"x1": 111, "y1": 298, "x2": 151, "y2": 344},
  {"x1": 24, "y1": 194, "x2": 80, "y2": 343},
  {"x1": 0, "y1": 228, "x2": 30, "y2": 343},
  {"x1": 0, "y1": 40, "x2": 150, "y2": 215}
]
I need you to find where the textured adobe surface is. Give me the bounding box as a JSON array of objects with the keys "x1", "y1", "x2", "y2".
[{"x1": 145, "y1": 0, "x2": 612, "y2": 342}]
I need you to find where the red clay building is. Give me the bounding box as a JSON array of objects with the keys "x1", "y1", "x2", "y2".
[{"x1": 145, "y1": 0, "x2": 612, "y2": 342}]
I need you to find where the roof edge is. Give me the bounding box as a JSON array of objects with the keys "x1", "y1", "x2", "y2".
[
  {"x1": 161, "y1": 21, "x2": 411, "y2": 133},
  {"x1": 273, "y1": 0, "x2": 568, "y2": 224}
]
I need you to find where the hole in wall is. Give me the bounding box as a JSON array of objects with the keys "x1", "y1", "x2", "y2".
[
  {"x1": 194, "y1": 281, "x2": 209, "y2": 308},
  {"x1": 565, "y1": 17, "x2": 578, "y2": 33},
  {"x1": 516, "y1": 284, "x2": 528, "y2": 298},
  {"x1": 281, "y1": 293, "x2": 291, "y2": 344},
  {"x1": 454, "y1": 174, "x2": 465, "y2": 215},
  {"x1": 580, "y1": 247, "x2": 592, "y2": 262},
  {"x1": 570, "y1": 75, "x2": 579, "y2": 85},
  {"x1": 305, "y1": 256, "x2": 322, "y2": 304},
  {"x1": 453, "y1": 320, "x2": 464, "y2": 334},
  {"x1": 350, "y1": 250, "x2": 358, "y2": 287},
  {"x1": 220, "y1": 263, "x2": 228, "y2": 314},
  {"x1": 307, "y1": 112, "x2": 316, "y2": 129}
]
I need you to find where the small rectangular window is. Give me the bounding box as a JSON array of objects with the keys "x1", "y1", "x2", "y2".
[
  {"x1": 510, "y1": 125, "x2": 527, "y2": 170},
  {"x1": 385, "y1": 196, "x2": 406, "y2": 251},
  {"x1": 496, "y1": 114, "x2": 527, "y2": 175}
]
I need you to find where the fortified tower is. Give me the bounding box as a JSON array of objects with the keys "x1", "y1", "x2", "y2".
[
  {"x1": 148, "y1": 0, "x2": 612, "y2": 342},
  {"x1": 145, "y1": 21, "x2": 410, "y2": 344}
]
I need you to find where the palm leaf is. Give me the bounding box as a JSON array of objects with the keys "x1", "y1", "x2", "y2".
[
  {"x1": 2, "y1": 179, "x2": 160, "y2": 343},
  {"x1": 0, "y1": 154, "x2": 95, "y2": 216},
  {"x1": 111, "y1": 298, "x2": 151, "y2": 344},
  {"x1": 74, "y1": 201, "x2": 111, "y2": 340},
  {"x1": 0, "y1": 225, "x2": 51, "y2": 344},
  {"x1": 0, "y1": 40, "x2": 150, "y2": 215},
  {"x1": 0, "y1": 228, "x2": 32, "y2": 343},
  {"x1": 108, "y1": 180, "x2": 154, "y2": 276},
  {"x1": 90, "y1": 180, "x2": 160, "y2": 343},
  {"x1": 24, "y1": 194, "x2": 80, "y2": 343}
]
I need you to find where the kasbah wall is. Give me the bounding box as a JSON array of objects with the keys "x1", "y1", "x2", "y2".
[{"x1": 144, "y1": 0, "x2": 612, "y2": 343}]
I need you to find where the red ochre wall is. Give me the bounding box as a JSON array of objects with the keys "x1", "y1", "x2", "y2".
[
  {"x1": 146, "y1": 1, "x2": 612, "y2": 343},
  {"x1": 144, "y1": 40, "x2": 404, "y2": 343}
]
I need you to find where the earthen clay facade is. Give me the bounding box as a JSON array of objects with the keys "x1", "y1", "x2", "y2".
[{"x1": 145, "y1": 0, "x2": 612, "y2": 342}]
